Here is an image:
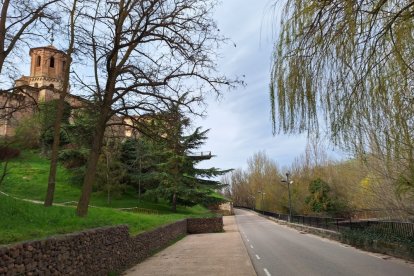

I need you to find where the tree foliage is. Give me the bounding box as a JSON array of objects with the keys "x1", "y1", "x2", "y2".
[
  {"x1": 146, "y1": 107, "x2": 230, "y2": 211},
  {"x1": 38, "y1": 100, "x2": 71, "y2": 152},
  {"x1": 226, "y1": 151, "x2": 286, "y2": 212},
  {"x1": 73, "y1": 0, "x2": 236, "y2": 216},
  {"x1": 95, "y1": 142, "x2": 127, "y2": 205},
  {"x1": 270, "y1": 0, "x2": 414, "y2": 197},
  {"x1": 305, "y1": 178, "x2": 346, "y2": 215},
  {"x1": 120, "y1": 137, "x2": 160, "y2": 197}
]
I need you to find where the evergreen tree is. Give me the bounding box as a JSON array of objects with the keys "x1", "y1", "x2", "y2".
[
  {"x1": 95, "y1": 142, "x2": 126, "y2": 205},
  {"x1": 147, "y1": 107, "x2": 231, "y2": 211},
  {"x1": 120, "y1": 138, "x2": 160, "y2": 200},
  {"x1": 305, "y1": 178, "x2": 347, "y2": 216},
  {"x1": 38, "y1": 100, "x2": 71, "y2": 154}
]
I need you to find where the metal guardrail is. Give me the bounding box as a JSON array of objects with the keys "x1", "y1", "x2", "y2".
[
  {"x1": 350, "y1": 220, "x2": 414, "y2": 239},
  {"x1": 235, "y1": 206, "x2": 414, "y2": 240},
  {"x1": 260, "y1": 209, "x2": 347, "y2": 232}
]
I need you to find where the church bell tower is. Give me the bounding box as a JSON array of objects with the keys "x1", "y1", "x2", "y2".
[{"x1": 28, "y1": 45, "x2": 67, "y2": 102}]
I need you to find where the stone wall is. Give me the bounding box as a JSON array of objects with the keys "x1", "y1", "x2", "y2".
[
  {"x1": 187, "y1": 217, "x2": 223, "y2": 234},
  {"x1": 217, "y1": 202, "x2": 234, "y2": 216},
  {"x1": 0, "y1": 217, "x2": 223, "y2": 276}
]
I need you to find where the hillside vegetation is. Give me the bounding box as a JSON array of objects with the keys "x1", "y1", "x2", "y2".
[
  {"x1": 0, "y1": 194, "x2": 210, "y2": 245},
  {"x1": 0, "y1": 151, "x2": 213, "y2": 244}
]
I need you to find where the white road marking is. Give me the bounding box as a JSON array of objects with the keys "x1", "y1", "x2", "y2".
[
  {"x1": 255, "y1": 254, "x2": 261, "y2": 260},
  {"x1": 250, "y1": 245, "x2": 254, "y2": 249},
  {"x1": 264, "y1": 268, "x2": 271, "y2": 276}
]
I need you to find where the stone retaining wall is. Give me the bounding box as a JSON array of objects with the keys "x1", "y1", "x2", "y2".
[
  {"x1": 187, "y1": 217, "x2": 223, "y2": 234},
  {"x1": 0, "y1": 216, "x2": 223, "y2": 276}
]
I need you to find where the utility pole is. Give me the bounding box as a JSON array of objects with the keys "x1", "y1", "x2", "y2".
[
  {"x1": 257, "y1": 191, "x2": 265, "y2": 215},
  {"x1": 281, "y1": 172, "x2": 293, "y2": 222},
  {"x1": 248, "y1": 195, "x2": 255, "y2": 210}
]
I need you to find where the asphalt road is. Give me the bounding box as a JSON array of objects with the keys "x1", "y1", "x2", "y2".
[{"x1": 235, "y1": 208, "x2": 414, "y2": 276}]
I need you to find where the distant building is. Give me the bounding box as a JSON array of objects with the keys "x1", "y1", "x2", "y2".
[{"x1": 0, "y1": 45, "x2": 133, "y2": 139}]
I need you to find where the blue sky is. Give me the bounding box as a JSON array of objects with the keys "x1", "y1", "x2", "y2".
[
  {"x1": 5, "y1": 0, "x2": 318, "y2": 172},
  {"x1": 193, "y1": 0, "x2": 310, "y2": 172}
]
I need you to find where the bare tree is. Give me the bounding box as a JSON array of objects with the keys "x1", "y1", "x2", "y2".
[
  {"x1": 0, "y1": 0, "x2": 59, "y2": 81},
  {"x1": 74, "y1": 0, "x2": 237, "y2": 216},
  {"x1": 44, "y1": 0, "x2": 79, "y2": 207}
]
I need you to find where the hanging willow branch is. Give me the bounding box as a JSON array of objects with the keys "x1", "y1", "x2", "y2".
[{"x1": 270, "y1": 0, "x2": 414, "y2": 197}]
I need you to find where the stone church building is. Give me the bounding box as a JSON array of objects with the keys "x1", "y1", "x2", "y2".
[{"x1": 0, "y1": 45, "x2": 133, "y2": 138}]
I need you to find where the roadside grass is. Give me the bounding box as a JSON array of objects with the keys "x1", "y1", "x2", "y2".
[{"x1": 0, "y1": 194, "x2": 210, "y2": 245}]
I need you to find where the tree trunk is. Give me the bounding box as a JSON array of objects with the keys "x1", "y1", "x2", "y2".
[
  {"x1": 138, "y1": 156, "x2": 141, "y2": 202},
  {"x1": 0, "y1": 0, "x2": 10, "y2": 75},
  {"x1": 0, "y1": 160, "x2": 9, "y2": 186},
  {"x1": 76, "y1": 33, "x2": 117, "y2": 216},
  {"x1": 0, "y1": 56, "x2": 5, "y2": 75},
  {"x1": 107, "y1": 187, "x2": 111, "y2": 205},
  {"x1": 44, "y1": 91, "x2": 65, "y2": 207},
  {"x1": 172, "y1": 192, "x2": 177, "y2": 212},
  {"x1": 44, "y1": 0, "x2": 77, "y2": 207},
  {"x1": 76, "y1": 113, "x2": 108, "y2": 217},
  {"x1": 106, "y1": 152, "x2": 111, "y2": 205}
]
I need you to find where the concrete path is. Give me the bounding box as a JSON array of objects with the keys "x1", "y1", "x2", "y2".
[{"x1": 123, "y1": 216, "x2": 256, "y2": 276}]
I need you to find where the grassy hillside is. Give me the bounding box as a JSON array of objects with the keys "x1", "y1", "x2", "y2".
[
  {"x1": 1, "y1": 150, "x2": 206, "y2": 211},
  {"x1": 0, "y1": 194, "x2": 209, "y2": 245},
  {"x1": 0, "y1": 151, "x2": 213, "y2": 244},
  {"x1": 2, "y1": 151, "x2": 79, "y2": 203}
]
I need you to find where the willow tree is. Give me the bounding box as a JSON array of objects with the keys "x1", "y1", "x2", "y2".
[{"x1": 270, "y1": 1, "x2": 414, "y2": 207}]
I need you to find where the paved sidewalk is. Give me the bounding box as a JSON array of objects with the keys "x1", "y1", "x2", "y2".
[{"x1": 123, "y1": 216, "x2": 256, "y2": 276}]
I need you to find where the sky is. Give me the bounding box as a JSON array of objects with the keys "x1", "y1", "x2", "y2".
[
  {"x1": 4, "y1": 0, "x2": 326, "y2": 173},
  {"x1": 193, "y1": 0, "x2": 309, "y2": 172}
]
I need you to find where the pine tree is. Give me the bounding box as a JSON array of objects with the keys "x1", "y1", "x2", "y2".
[
  {"x1": 120, "y1": 138, "x2": 159, "y2": 200},
  {"x1": 148, "y1": 107, "x2": 231, "y2": 211}
]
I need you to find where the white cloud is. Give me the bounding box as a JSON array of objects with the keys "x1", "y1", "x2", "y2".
[{"x1": 192, "y1": 1, "x2": 309, "y2": 172}]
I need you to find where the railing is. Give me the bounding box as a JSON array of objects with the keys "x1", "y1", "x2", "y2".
[
  {"x1": 350, "y1": 220, "x2": 414, "y2": 239},
  {"x1": 235, "y1": 206, "x2": 414, "y2": 240},
  {"x1": 261, "y1": 209, "x2": 347, "y2": 232}
]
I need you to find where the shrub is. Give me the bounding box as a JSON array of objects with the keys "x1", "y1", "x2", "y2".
[
  {"x1": 58, "y1": 148, "x2": 88, "y2": 168},
  {"x1": 0, "y1": 146, "x2": 20, "y2": 161},
  {"x1": 341, "y1": 228, "x2": 414, "y2": 247},
  {"x1": 14, "y1": 117, "x2": 41, "y2": 149}
]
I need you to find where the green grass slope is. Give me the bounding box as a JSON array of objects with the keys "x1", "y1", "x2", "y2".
[
  {"x1": 2, "y1": 151, "x2": 79, "y2": 203},
  {"x1": 0, "y1": 151, "x2": 213, "y2": 245},
  {"x1": 1, "y1": 150, "x2": 209, "y2": 211},
  {"x1": 0, "y1": 194, "x2": 208, "y2": 245}
]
